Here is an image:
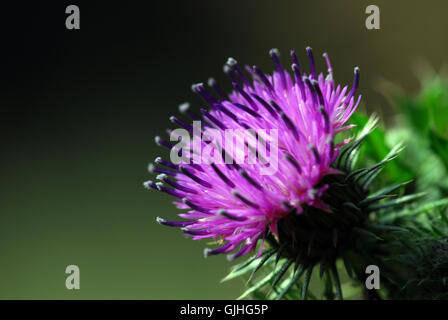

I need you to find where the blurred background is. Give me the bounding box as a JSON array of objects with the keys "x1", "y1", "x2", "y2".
[{"x1": 1, "y1": 0, "x2": 448, "y2": 299}]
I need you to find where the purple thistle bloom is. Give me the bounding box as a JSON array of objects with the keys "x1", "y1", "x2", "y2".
[{"x1": 146, "y1": 47, "x2": 361, "y2": 261}]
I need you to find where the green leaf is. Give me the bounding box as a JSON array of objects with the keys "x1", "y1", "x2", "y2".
[
  {"x1": 349, "y1": 113, "x2": 413, "y2": 185},
  {"x1": 323, "y1": 271, "x2": 334, "y2": 300},
  {"x1": 363, "y1": 180, "x2": 412, "y2": 202},
  {"x1": 342, "y1": 254, "x2": 353, "y2": 278},
  {"x1": 368, "y1": 224, "x2": 408, "y2": 233},
  {"x1": 352, "y1": 227, "x2": 383, "y2": 241},
  {"x1": 381, "y1": 198, "x2": 448, "y2": 223},
  {"x1": 419, "y1": 77, "x2": 448, "y2": 137},
  {"x1": 330, "y1": 264, "x2": 343, "y2": 300},
  {"x1": 274, "y1": 265, "x2": 306, "y2": 300},
  {"x1": 301, "y1": 265, "x2": 314, "y2": 300},
  {"x1": 368, "y1": 192, "x2": 426, "y2": 211},
  {"x1": 237, "y1": 261, "x2": 285, "y2": 300},
  {"x1": 270, "y1": 259, "x2": 294, "y2": 291},
  {"x1": 221, "y1": 250, "x2": 275, "y2": 283},
  {"x1": 247, "y1": 248, "x2": 278, "y2": 282},
  {"x1": 429, "y1": 129, "x2": 448, "y2": 170}
]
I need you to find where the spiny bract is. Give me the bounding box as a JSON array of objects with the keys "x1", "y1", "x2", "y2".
[{"x1": 145, "y1": 47, "x2": 361, "y2": 261}]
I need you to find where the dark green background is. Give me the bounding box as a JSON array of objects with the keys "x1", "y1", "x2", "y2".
[{"x1": 1, "y1": 1, "x2": 448, "y2": 299}]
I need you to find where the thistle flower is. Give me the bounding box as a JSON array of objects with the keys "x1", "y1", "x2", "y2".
[
  {"x1": 142, "y1": 48, "x2": 448, "y2": 301},
  {"x1": 145, "y1": 47, "x2": 362, "y2": 262}
]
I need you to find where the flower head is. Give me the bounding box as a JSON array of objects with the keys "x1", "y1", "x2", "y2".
[{"x1": 145, "y1": 47, "x2": 361, "y2": 261}]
